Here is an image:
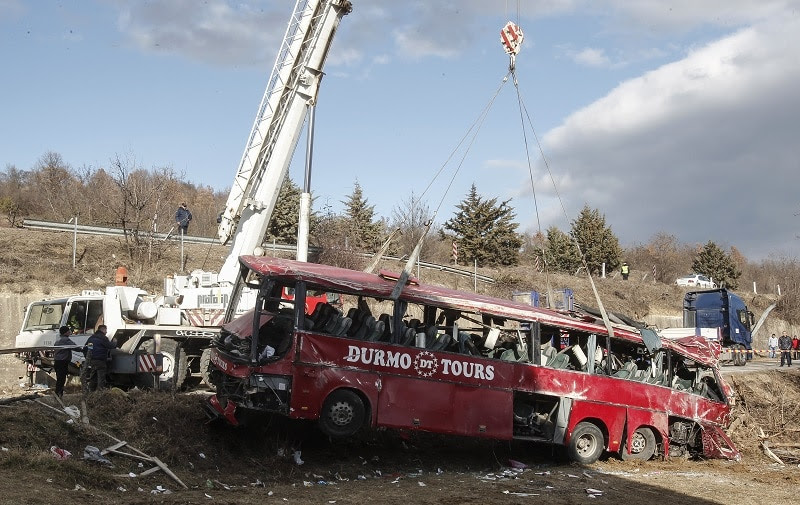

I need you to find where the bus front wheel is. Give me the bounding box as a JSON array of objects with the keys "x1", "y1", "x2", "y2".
[
  {"x1": 319, "y1": 389, "x2": 366, "y2": 438},
  {"x1": 568, "y1": 422, "x2": 604, "y2": 464}
]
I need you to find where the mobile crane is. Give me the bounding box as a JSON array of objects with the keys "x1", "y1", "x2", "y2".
[{"x1": 9, "y1": 0, "x2": 352, "y2": 391}]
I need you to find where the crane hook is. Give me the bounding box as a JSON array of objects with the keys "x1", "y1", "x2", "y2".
[{"x1": 500, "y1": 21, "x2": 524, "y2": 71}]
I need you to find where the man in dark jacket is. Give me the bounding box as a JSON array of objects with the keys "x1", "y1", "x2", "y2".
[
  {"x1": 778, "y1": 331, "x2": 792, "y2": 367},
  {"x1": 174, "y1": 202, "x2": 192, "y2": 235},
  {"x1": 84, "y1": 325, "x2": 116, "y2": 391},
  {"x1": 53, "y1": 326, "x2": 76, "y2": 397}
]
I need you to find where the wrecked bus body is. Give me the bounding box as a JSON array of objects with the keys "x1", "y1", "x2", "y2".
[{"x1": 206, "y1": 256, "x2": 739, "y2": 464}]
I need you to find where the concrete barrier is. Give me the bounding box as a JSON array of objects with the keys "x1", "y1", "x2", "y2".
[{"x1": 0, "y1": 293, "x2": 50, "y2": 393}]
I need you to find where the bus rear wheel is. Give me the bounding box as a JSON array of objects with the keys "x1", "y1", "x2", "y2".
[
  {"x1": 319, "y1": 389, "x2": 366, "y2": 438},
  {"x1": 621, "y1": 427, "x2": 656, "y2": 461},
  {"x1": 568, "y1": 422, "x2": 604, "y2": 464}
]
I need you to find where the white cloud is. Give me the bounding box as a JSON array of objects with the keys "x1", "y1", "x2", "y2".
[
  {"x1": 572, "y1": 47, "x2": 610, "y2": 67},
  {"x1": 536, "y1": 15, "x2": 800, "y2": 259},
  {"x1": 0, "y1": 0, "x2": 25, "y2": 20},
  {"x1": 114, "y1": 0, "x2": 292, "y2": 66}
]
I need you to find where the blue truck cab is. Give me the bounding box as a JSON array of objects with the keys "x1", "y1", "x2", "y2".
[{"x1": 683, "y1": 288, "x2": 754, "y2": 366}]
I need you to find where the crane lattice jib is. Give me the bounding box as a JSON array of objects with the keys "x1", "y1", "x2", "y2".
[{"x1": 217, "y1": 0, "x2": 351, "y2": 246}]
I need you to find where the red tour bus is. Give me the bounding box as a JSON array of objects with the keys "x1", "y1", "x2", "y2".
[{"x1": 206, "y1": 256, "x2": 739, "y2": 464}]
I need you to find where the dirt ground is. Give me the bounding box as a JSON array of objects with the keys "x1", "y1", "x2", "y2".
[{"x1": 1, "y1": 369, "x2": 798, "y2": 505}]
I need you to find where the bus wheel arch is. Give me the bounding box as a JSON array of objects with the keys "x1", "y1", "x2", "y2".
[
  {"x1": 318, "y1": 388, "x2": 369, "y2": 438},
  {"x1": 621, "y1": 425, "x2": 658, "y2": 461},
  {"x1": 567, "y1": 420, "x2": 606, "y2": 464}
]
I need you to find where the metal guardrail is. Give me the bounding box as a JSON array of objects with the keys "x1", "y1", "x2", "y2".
[{"x1": 21, "y1": 219, "x2": 494, "y2": 284}]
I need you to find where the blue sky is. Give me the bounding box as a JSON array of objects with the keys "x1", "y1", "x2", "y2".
[{"x1": 1, "y1": 0, "x2": 798, "y2": 261}]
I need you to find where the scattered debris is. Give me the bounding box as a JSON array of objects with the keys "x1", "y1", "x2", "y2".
[
  {"x1": 586, "y1": 488, "x2": 603, "y2": 498},
  {"x1": 83, "y1": 445, "x2": 113, "y2": 466},
  {"x1": 508, "y1": 459, "x2": 527, "y2": 469},
  {"x1": 50, "y1": 446, "x2": 71, "y2": 460}
]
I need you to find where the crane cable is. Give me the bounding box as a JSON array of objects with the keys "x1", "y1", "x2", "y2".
[{"x1": 509, "y1": 55, "x2": 618, "y2": 345}]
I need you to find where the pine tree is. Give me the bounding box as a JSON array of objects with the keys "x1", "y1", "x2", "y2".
[
  {"x1": 544, "y1": 226, "x2": 582, "y2": 273},
  {"x1": 341, "y1": 181, "x2": 384, "y2": 252},
  {"x1": 569, "y1": 205, "x2": 622, "y2": 276},
  {"x1": 692, "y1": 241, "x2": 741, "y2": 289},
  {"x1": 443, "y1": 184, "x2": 522, "y2": 267},
  {"x1": 265, "y1": 175, "x2": 304, "y2": 243}
]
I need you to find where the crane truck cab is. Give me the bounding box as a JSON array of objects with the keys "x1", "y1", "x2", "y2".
[{"x1": 14, "y1": 286, "x2": 218, "y2": 390}]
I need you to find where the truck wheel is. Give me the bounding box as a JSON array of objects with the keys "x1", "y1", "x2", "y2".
[
  {"x1": 567, "y1": 422, "x2": 604, "y2": 464},
  {"x1": 621, "y1": 427, "x2": 656, "y2": 461},
  {"x1": 141, "y1": 338, "x2": 188, "y2": 391},
  {"x1": 199, "y1": 348, "x2": 216, "y2": 391},
  {"x1": 319, "y1": 389, "x2": 366, "y2": 438},
  {"x1": 733, "y1": 346, "x2": 747, "y2": 366}
]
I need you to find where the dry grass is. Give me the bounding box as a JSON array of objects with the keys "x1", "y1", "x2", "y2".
[{"x1": 727, "y1": 372, "x2": 800, "y2": 463}]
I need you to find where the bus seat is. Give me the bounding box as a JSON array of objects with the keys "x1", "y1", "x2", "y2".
[
  {"x1": 613, "y1": 361, "x2": 638, "y2": 378},
  {"x1": 353, "y1": 315, "x2": 375, "y2": 340},
  {"x1": 541, "y1": 344, "x2": 556, "y2": 361},
  {"x1": 312, "y1": 304, "x2": 336, "y2": 331},
  {"x1": 367, "y1": 319, "x2": 385, "y2": 342},
  {"x1": 346, "y1": 308, "x2": 366, "y2": 337},
  {"x1": 673, "y1": 376, "x2": 693, "y2": 391},
  {"x1": 378, "y1": 313, "x2": 393, "y2": 342},
  {"x1": 424, "y1": 326, "x2": 439, "y2": 349},
  {"x1": 334, "y1": 316, "x2": 352, "y2": 336},
  {"x1": 430, "y1": 333, "x2": 452, "y2": 351},
  {"x1": 500, "y1": 349, "x2": 518, "y2": 362},
  {"x1": 547, "y1": 353, "x2": 570, "y2": 369},
  {"x1": 322, "y1": 309, "x2": 344, "y2": 334},
  {"x1": 400, "y1": 326, "x2": 417, "y2": 346}
]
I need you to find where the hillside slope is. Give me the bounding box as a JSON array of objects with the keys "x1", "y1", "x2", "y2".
[{"x1": 0, "y1": 226, "x2": 785, "y2": 348}]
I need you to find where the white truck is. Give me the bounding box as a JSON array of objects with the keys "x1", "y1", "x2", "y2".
[
  {"x1": 10, "y1": 0, "x2": 352, "y2": 391},
  {"x1": 14, "y1": 285, "x2": 217, "y2": 390}
]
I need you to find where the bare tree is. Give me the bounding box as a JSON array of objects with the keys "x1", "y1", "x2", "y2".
[
  {"x1": 390, "y1": 191, "x2": 438, "y2": 260},
  {"x1": 31, "y1": 151, "x2": 73, "y2": 220},
  {"x1": 105, "y1": 154, "x2": 182, "y2": 268},
  {"x1": 0, "y1": 163, "x2": 35, "y2": 226}
]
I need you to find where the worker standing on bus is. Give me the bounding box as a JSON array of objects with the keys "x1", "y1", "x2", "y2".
[{"x1": 621, "y1": 262, "x2": 629, "y2": 281}]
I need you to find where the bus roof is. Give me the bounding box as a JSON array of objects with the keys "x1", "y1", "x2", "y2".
[{"x1": 239, "y1": 256, "x2": 720, "y2": 366}]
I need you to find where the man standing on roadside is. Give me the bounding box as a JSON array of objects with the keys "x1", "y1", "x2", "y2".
[
  {"x1": 84, "y1": 325, "x2": 116, "y2": 391},
  {"x1": 53, "y1": 326, "x2": 75, "y2": 397},
  {"x1": 778, "y1": 331, "x2": 792, "y2": 367},
  {"x1": 174, "y1": 202, "x2": 192, "y2": 235},
  {"x1": 621, "y1": 262, "x2": 630, "y2": 281},
  {"x1": 768, "y1": 333, "x2": 779, "y2": 359}
]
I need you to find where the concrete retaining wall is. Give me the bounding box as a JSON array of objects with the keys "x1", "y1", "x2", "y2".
[{"x1": 0, "y1": 293, "x2": 49, "y2": 393}]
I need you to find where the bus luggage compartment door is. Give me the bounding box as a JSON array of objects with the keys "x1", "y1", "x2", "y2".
[{"x1": 377, "y1": 376, "x2": 512, "y2": 438}]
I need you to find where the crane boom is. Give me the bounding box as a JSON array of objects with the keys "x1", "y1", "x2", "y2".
[{"x1": 217, "y1": 0, "x2": 352, "y2": 283}]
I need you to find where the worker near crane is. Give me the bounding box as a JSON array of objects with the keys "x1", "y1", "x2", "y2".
[
  {"x1": 53, "y1": 326, "x2": 76, "y2": 397},
  {"x1": 83, "y1": 325, "x2": 116, "y2": 391},
  {"x1": 175, "y1": 202, "x2": 192, "y2": 235}
]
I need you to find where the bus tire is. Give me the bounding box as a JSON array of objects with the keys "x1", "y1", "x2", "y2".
[
  {"x1": 319, "y1": 389, "x2": 366, "y2": 438},
  {"x1": 200, "y1": 348, "x2": 215, "y2": 390},
  {"x1": 621, "y1": 427, "x2": 656, "y2": 461},
  {"x1": 568, "y1": 422, "x2": 604, "y2": 464}
]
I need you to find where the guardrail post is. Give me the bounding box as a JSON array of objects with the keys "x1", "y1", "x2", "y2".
[
  {"x1": 71, "y1": 216, "x2": 78, "y2": 268},
  {"x1": 180, "y1": 230, "x2": 185, "y2": 273}
]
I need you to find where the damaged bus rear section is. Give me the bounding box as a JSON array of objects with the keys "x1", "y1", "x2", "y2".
[{"x1": 206, "y1": 256, "x2": 739, "y2": 464}]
